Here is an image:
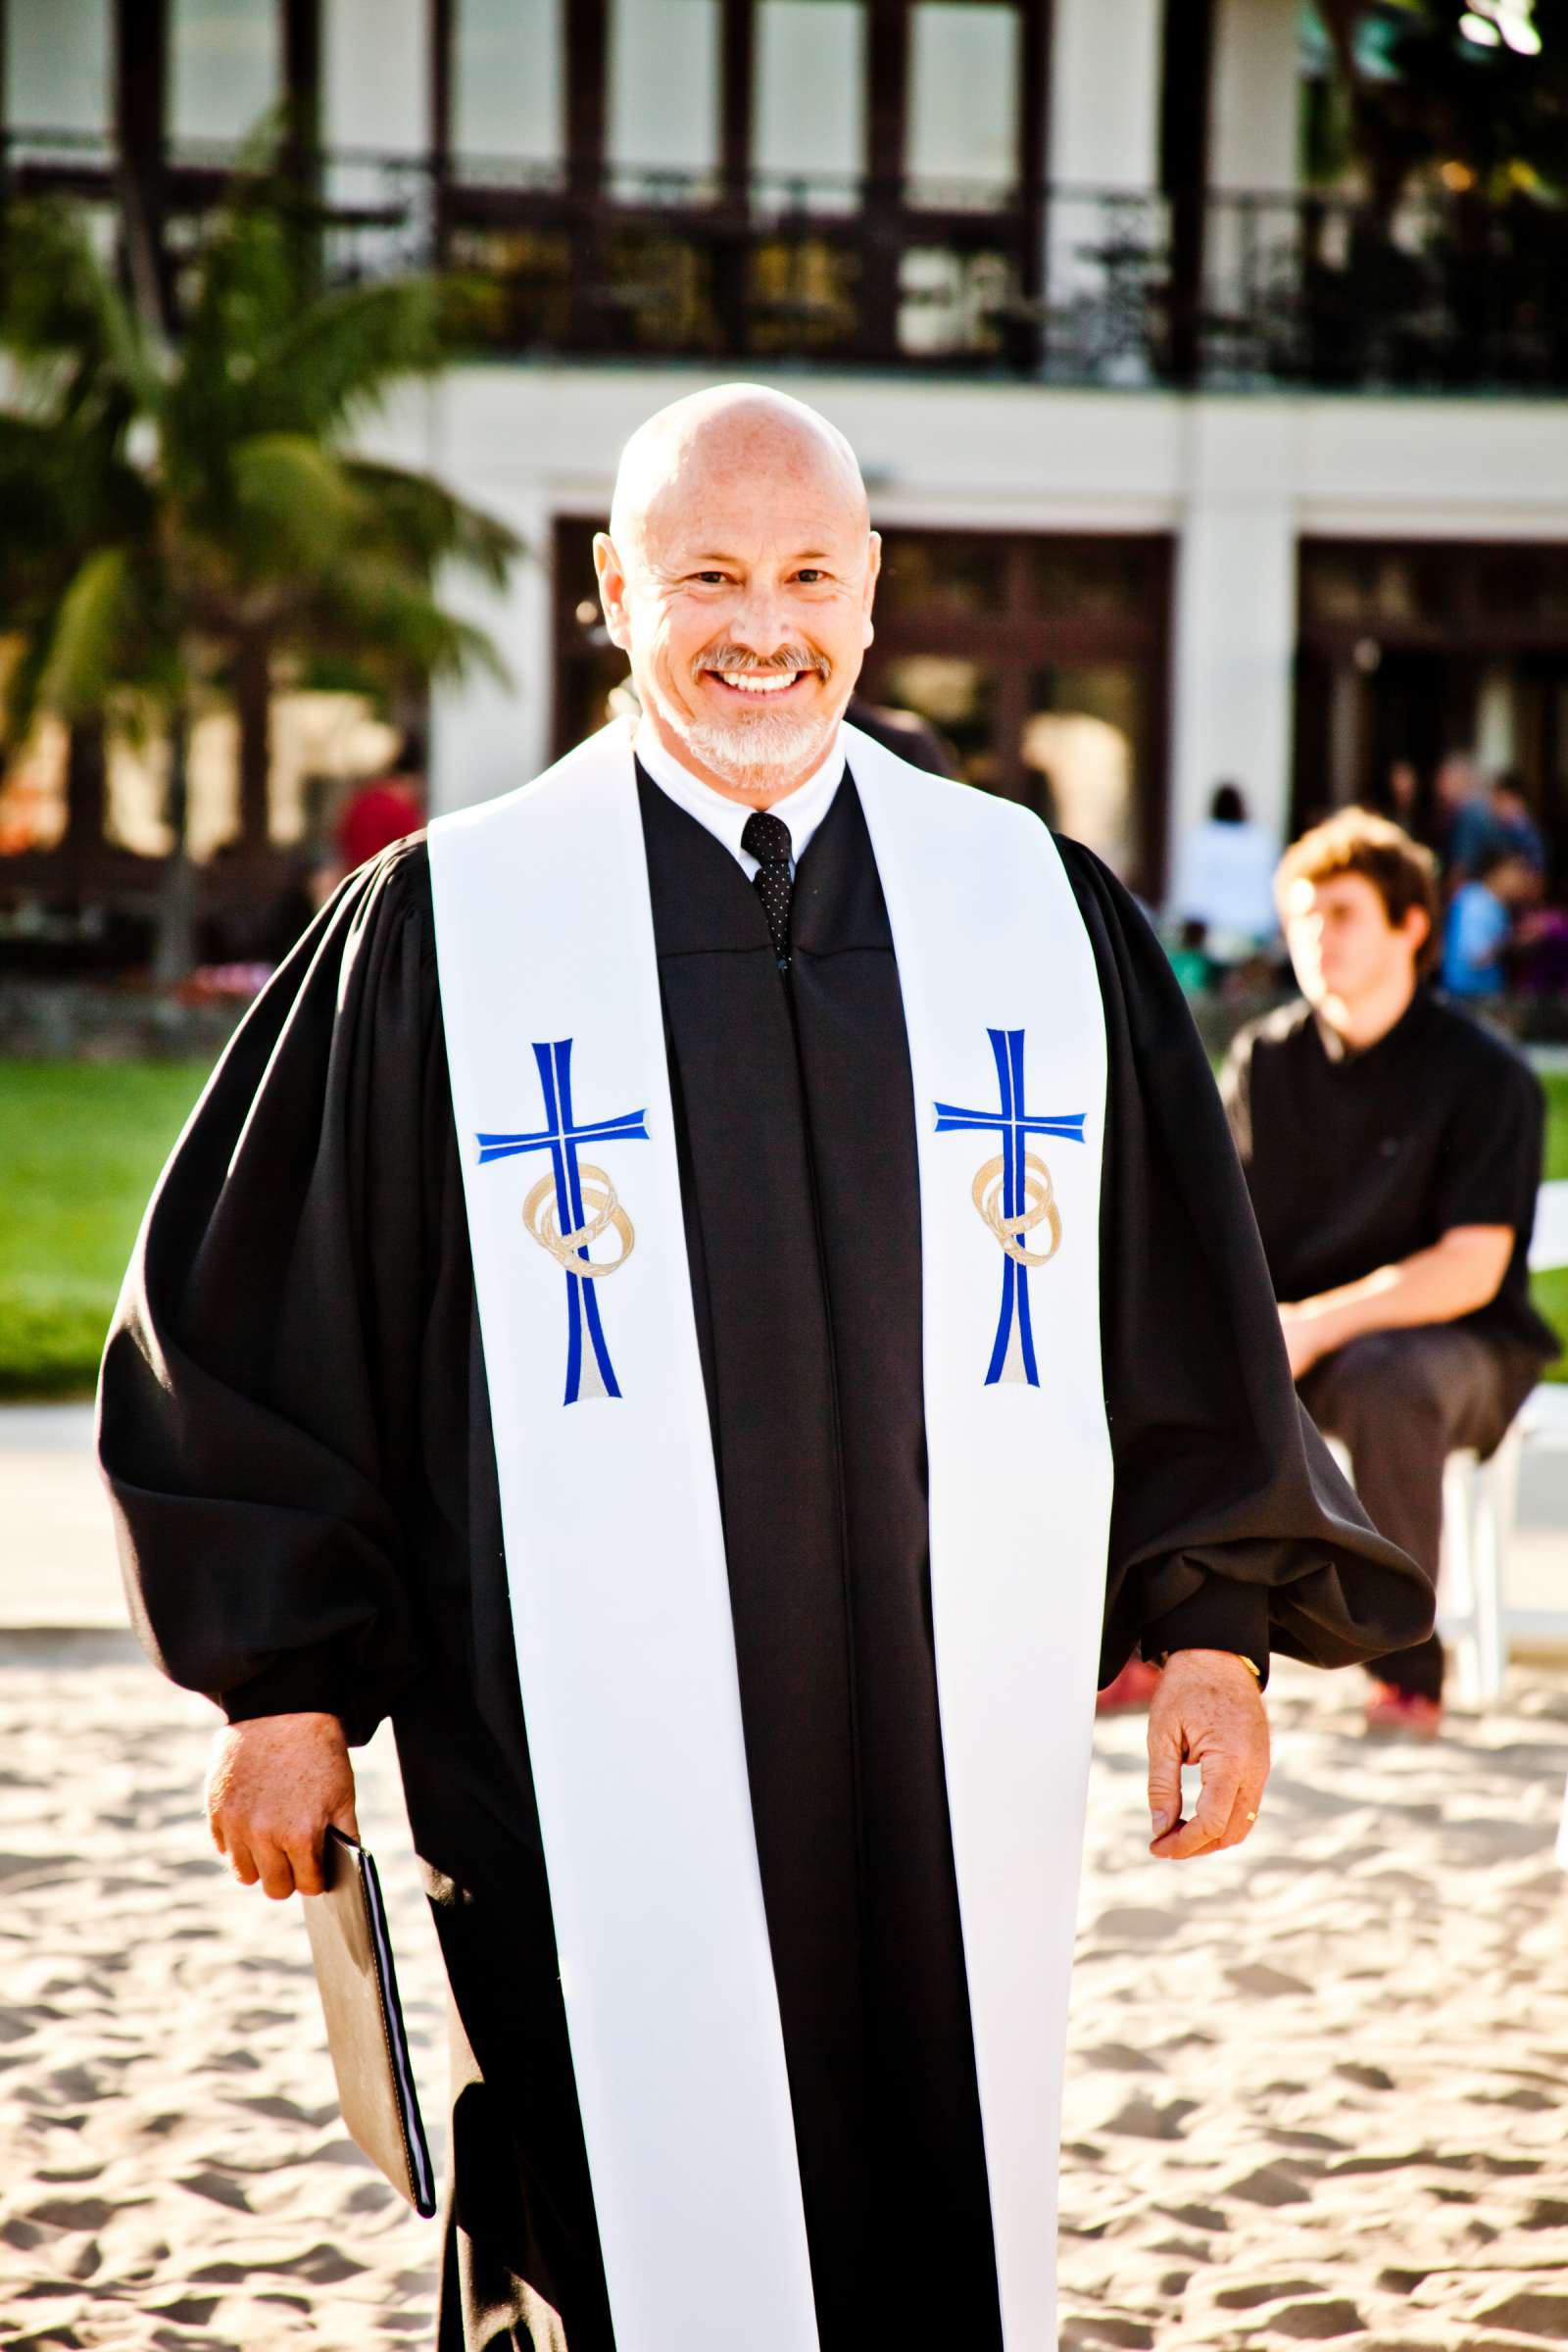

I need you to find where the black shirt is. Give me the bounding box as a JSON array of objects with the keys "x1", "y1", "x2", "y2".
[{"x1": 1224, "y1": 990, "x2": 1558, "y2": 1374}]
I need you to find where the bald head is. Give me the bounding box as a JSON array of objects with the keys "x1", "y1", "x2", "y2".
[
  {"x1": 609, "y1": 384, "x2": 869, "y2": 560},
  {"x1": 594, "y1": 384, "x2": 880, "y2": 806}
]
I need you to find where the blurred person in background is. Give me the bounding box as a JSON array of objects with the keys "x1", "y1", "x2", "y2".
[
  {"x1": 1170, "y1": 782, "x2": 1279, "y2": 975},
  {"x1": 1446, "y1": 767, "x2": 1546, "y2": 887},
  {"x1": 335, "y1": 727, "x2": 427, "y2": 878},
  {"x1": 1443, "y1": 845, "x2": 1538, "y2": 999},
  {"x1": 1222, "y1": 808, "x2": 1557, "y2": 1736},
  {"x1": 1385, "y1": 757, "x2": 1421, "y2": 833},
  {"x1": 1429, "y1": 751, "x2": 1483, "y2": 872},
  {"x1": 1164, "y1": 916, "x2": 1212, "y2": 1000},
  {"x1": 1513, "y1": 868, "x2": 1568, "y2": 998}
]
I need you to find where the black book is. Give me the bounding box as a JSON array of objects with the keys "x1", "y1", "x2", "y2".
[{"x1": 303, "y1": 1825, "x2": 437, "y2": 2217}]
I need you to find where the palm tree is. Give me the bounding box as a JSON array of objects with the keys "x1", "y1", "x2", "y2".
[{"x1": 0, "y1": 169, "x2": 520, "y2": 978}]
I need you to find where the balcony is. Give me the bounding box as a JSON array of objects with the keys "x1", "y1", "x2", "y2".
[{"x1": 4, "y1": 133, "x2": 1568, "y2": 394}]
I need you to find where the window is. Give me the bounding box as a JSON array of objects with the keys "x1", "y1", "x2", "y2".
[
  {"x1": 876, "y1": 535, "x2": 1008, "y2": 617},
  {"x1": 608, "y1": 0, "x2": 722, "y2": 188},
  {"x1": 859, "y1": 529, "x2": 1171, "y2": 884},
  {"x1": 906, "y1": 3, "x2": 1021, "y2": 205},
  {"x1": 1021, "y1": 662, "x2": 1143, "y2": 876},
  {"x1": 754, "y1": 1, "x2": 867, "y2": 211},
  {"x1": 3, "y1": 0, "x2": 112, "y2": 143},
  {"x1": 168, "y1": 0, "x2": 283, "y2": 149},
  {"x1": 324, "y1": 0, "x2": 427, "y2": 154},
  {"x1": 452, "y1": 0, "x2": 565, "y2": 180}
]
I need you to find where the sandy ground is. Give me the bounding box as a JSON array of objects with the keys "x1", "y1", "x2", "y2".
[
  {"x1": 7, "y1": 1408, "x2": 1568, "y2": 2347},
  {"x1": 1065, "y1": 1664, "x2": 1568, "y2": 2351},
  {"x1": 0, "y1": 1636, "x2": 445, "y2": 2351},
  {"x1": 5, "y1": 1634, "x2": 1568, "y2": 2350}
]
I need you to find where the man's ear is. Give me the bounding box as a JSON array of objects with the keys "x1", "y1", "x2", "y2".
[
  {"x1": 861, "y1": 530, "x2": 882, "y2": 649},
  {"x1": 1403, "y1": 903, "x2": 1432, "y2": 959},
  {"x1": 594, "y1": 532, "x2": 632, "y2": 651}
]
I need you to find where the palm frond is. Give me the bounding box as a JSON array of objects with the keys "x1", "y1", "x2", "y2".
[
  {"x1": 0, "y1": 416, "x2": 76, "y2": 551},
  {"x1": 0, "y1": 414, "x2": 151, "y2": 596},
  {"x1": 2, "y1": 165, "x2": 519, "y2": 741},
  {"x1": 303, "y1": 556, "x2": 513, "y2": 689},
  {"x1": 0, "y1": 201, "x2": 161, "y2": 418},
  {"x1": 1, "y1": 629, "x2": 49, "y2": 753},
  {"x1": 163, "y1": 201, "x2": 303, "y2": 483},
  {"x1": 227, "y1": 432, "x2": 364, "y2": 573},
  {"x1": 36, "y1": 547, "x2": 145, "y2": 719},
  {"x1": 342, "y1": 460, "x2": 522, "y2": 589},
  {"x1": 251, "y1": 274, "x2": 495, "y2": 440}
]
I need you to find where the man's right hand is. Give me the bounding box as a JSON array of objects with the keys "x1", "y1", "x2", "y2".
[{"x1": 205, "y1": 1711, "x2": 360, "y2": 1899}]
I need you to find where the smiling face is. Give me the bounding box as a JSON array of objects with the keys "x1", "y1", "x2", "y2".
[{"x1": 593, "y1": 388, "x2": 880, "y2": 803}]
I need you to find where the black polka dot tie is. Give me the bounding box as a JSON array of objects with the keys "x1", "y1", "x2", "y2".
[{"x1": 742, "y1": 808, "x2": 795, "y2": 973}]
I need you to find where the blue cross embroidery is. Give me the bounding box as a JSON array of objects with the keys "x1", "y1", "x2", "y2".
[
  {"x1": 934, "y1": 1027, "x2": 1086, "y2": 1388},
  {"x1": 476, "y1": 1040, "x2": 649, "y2": 1405}
]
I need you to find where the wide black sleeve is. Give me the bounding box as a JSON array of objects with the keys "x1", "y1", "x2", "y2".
[
  {"x1": 97, "y1": 841, "x2": 445, "y2": 1744},
  {"x1": 1056, "y1": 840, "x2": 1434, "y2": 1686},
  {"x1": 1216, "y1": 1021, "x2": 1256, "y2": 1164}
]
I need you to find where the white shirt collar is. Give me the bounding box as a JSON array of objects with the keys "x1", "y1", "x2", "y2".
[{"x1": 633, "y1": 716, "x2": 846, "y2": 879}]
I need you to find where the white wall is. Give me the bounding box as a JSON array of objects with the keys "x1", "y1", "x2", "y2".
[{"x1": 429, "y1": 486, "x2": 558, "y2": 813}]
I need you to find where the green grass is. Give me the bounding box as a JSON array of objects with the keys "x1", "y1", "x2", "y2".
[
  {"x1": 1547, "y1": 1079, "x2": 1568, "y2": 1184},
  {"x1": 1537, "y1": 1073, "x2": 1568, "y2": 1382},
  {"x1": 1, "y1": 1059, "x2": 1566, "y2": 1400},
  {"x1": 0, "y1": 1061, "x2": 212, "y2": 1399}
]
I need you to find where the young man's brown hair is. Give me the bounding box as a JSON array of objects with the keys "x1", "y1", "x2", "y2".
[{"x1": 1275, "y1": 808, "x2": 1443, "y2": 977}]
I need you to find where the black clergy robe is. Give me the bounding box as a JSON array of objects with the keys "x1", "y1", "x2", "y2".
[{"x1": 99, "y1": 766, "x2": 1430, "y2": 2352}]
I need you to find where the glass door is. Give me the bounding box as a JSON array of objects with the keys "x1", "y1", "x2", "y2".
[{"x1": 857, "y1": 529, "x2": 1170, "y2": 888}]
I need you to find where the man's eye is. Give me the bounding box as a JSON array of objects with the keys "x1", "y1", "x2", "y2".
[
  {"x1": 797, "y1": 569, "x2": 825, "y2": 584},
  {"x1": 693, "y1": 571, "x2": 729, "y2": 585}
]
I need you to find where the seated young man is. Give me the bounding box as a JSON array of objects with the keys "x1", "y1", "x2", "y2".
[{"x1": 1222, "y1": 808, "x2": 1558, "y2": 1733}]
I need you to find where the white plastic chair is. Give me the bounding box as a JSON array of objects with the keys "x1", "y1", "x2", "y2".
[
  {"x1": 1438, "y1": 1178, "x2": 1568, "y2": 1704},
  {"x1": 1328, "y1": 1178, "x2": 1568, "y2": 1709}
]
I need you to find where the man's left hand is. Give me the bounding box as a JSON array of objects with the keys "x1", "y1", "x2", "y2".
[
  {"x1": 1147, "y1": 1649, "x2": 1270, "y2": 1860},
  {"x1": 1279, "y1": 1301, "x2": 1331, "y2": 1380}
]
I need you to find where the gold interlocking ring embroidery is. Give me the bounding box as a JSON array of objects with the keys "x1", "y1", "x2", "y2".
[
  {"x1": 971, "y1": 1151, "x2": 1062, "y2": 1267},
  {"x1": 521, "y1": 1163, "x2": 635, "y2": 1278}
]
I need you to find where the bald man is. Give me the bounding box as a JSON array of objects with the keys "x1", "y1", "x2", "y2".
[{"x1": 101, "y1": 386, "x2": 1427, "y2": 2352}]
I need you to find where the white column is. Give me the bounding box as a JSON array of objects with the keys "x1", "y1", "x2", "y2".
[{"x1": 1167, "y1": 402, "x2": 1298, "y2": 896}]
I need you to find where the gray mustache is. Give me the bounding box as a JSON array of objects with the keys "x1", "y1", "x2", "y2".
[{"x1": 697, "y1": 652, "x2": 829, "y2": 678}]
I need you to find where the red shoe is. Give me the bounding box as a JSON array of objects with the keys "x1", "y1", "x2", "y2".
[
  {"x1": 1364, "y1": 1682, "x2": 1444, "y2": 1737},
  {"x1": 1096, "y1": 1658, "x2": 1163, "y2": 1714}
]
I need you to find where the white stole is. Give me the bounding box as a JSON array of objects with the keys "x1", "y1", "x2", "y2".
[{"x1": 429, "y1": 717, "x2": 1112, "y2": 2352}]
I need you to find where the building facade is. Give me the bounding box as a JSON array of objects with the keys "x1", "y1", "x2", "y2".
[{"x1": 3, "y1": 0, "x2": 1568, "y2": 927}]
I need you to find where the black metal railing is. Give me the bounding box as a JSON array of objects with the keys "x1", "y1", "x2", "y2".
[{"x1": 5, "y1": 132, "x2": 1568, "y2": 394}]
